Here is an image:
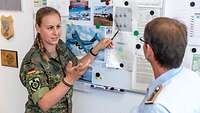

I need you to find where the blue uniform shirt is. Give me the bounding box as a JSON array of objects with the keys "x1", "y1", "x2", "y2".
[{"x1": 137, "y1": 67, "x2": 183, "y2": 113}]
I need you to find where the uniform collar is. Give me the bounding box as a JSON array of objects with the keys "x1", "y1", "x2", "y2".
[
  {"x1": 33, "y1": 38, "x2": 63, "y2": 59},
  {"x1": 147, "y1": 66, "x2": 183, "y2": 96}
]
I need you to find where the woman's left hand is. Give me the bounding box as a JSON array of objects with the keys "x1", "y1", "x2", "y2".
[
  {"x1": 96, "y1": 38, "x2": 113, "y2": 50},
  {"x1": 90, "y1": 38, "x2": 113, "y2": 56}
]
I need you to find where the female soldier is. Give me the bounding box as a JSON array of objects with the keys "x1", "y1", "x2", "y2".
[{"x1": 19, "y1": 6, "x2": 112, "y2": 113}]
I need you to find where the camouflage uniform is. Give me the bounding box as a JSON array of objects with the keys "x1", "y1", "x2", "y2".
[{"x1": 19, "y1": 38, "x2": 78, "y2": 113}]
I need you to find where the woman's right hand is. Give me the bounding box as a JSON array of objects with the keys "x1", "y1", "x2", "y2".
[{"x1": 64, "y1": 60, "x2": 91, "y2": 85}]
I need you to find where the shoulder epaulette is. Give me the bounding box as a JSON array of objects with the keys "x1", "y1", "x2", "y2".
[
  {"x1": 23, "y1": 47, "x2": 36, "y2": 61},
  {"x1": 145, "y1": 85, "x2": 163, "y2": 104}
]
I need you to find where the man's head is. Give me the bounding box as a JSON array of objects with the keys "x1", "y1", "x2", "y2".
[{"x1": 143, "y1": 17, "x2": 187, "y2": 69}]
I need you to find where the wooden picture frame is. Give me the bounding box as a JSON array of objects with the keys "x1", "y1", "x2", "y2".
[{"x1": 1, "y1": 49, "x2": 18, "y2": 68}]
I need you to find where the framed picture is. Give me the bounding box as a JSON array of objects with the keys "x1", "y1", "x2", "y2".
[
  {"x1": 1, "y1": 49, "x2": 18, "y2": 68},
  {"x1": 0, "y1": 0, "x2": 21, "y2": 11}
]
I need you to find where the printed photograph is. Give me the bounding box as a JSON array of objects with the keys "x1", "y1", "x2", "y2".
[
  {"x1": 94, "y1": 6, "x2": 113, "y2": 26},
  {"x1": 66, "y1": 24, "x2": 106, "y2": 82},
  {"x1": 66, "y1": 24, "x2": 106, "y2": 61},
  {"x1": 69, "y1": 0, "x2": 91, "y2": 21}
]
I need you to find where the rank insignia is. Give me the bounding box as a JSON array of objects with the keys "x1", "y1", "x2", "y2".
[
  {"x1": 145, "y1": 85, "x2": 163, "y2": 104},
  {"x1": 29, "y1": 77, "x2": 41, "y2": 92}
]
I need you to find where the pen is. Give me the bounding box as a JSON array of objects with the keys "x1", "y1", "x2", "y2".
[
  {"x1": 91, "y1": 84, "x2": 106, "y2": 90},
  {"x1": 91, "y1": 84, "x2": 125, "y2": 93},
  {"x1": 111, "y1": 30, "x2": 119, "y2": 40}
]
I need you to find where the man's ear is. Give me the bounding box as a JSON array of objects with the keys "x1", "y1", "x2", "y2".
[
  {"x1": 35, "y1": 24, "x2": 40, "y2": 33},
  {"x1": 145, "y1": 44, "x2": 154, "y2": 60}
]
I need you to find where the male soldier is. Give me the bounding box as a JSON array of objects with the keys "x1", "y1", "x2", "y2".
[{"x1": 137, "y1": 17, "x2": 200, "y2": 113}]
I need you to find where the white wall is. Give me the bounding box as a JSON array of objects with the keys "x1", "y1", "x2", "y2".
[
  {"x1": 0, "y1": 0, "x2": 33, "y2": 113},
  {"x1": 73, "y1": 89, "x2": 144, "y2": 113}
]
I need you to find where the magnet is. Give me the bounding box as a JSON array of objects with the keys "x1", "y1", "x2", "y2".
[
  {"x1": 96, "y1": 72, "x2": 101, "y2": 77},
  {"x1": 120, "y1": 63, "x2": 124, "y2": 68},
  {"x1": 124, "y1": 1, "x2": 129, "y2": 6},
  {"x1": 136, "y1": 44, "x2": 141, "y2": 49},
  {"x1": 95, "y1": 23, "x2": 101, "y2": 29},
  {"x1": 192, "y1": 48, "x2": 197, "y2": 53},
  {"x1": 150, "y1": 10, "x2": 154, "y2": 16},
  {"x1": 190, "y1": 1, "x2": 195, "y2": 7},
  {"x1": 133, "y1": 30, "x2": 139, "y2": 36},
  {"x1": 110, "y1": 87, "x2": 114, "y2": 90}
]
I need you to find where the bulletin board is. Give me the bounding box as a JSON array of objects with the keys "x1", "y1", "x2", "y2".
[{"x1": 32, "y1": 0, "x2": 165, "y2": 93}]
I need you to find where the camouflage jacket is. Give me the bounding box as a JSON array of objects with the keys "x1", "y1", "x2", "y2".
[{"x1": 19, "y1": 39, "x2": 78, "y2": 113}]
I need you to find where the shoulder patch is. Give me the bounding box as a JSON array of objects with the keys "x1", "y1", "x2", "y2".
[
  {"x1": 29, "y1": 77, "x2": 41, "y2": 92},
  {"x1": 145, "y1": 85, "x2": 163, "y2": 104}
]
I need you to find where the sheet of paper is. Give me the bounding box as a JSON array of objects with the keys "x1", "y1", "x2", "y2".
[
  {"x1": 188, "y1": 13, "x2": 200, "y2": 45},
  {"x1": 136, "y1": 7, "x2": 162, "y2": 29},
  {"x1": 131, "y1": 43, "x2": 154, "y2": 91},
  {"x1": 165, "y1": 1, "x2": 200, "y2": 46},
  {"x1": 92, "y1": 61, "x2": 131, "y2": 89},
  {"x1": 33, "y1": 0, "x2": 47, "y2": 12},
  {"x1": 47, "y1": 0, "x2": 68, "y2": 17},
  {"x1": 132, "y1": 55, "x2": 154, "y2": 91},
  {"x1": 192, "y1": 54, "x2": 200, "y2": 76},
  {"x1": 105, "y1": 32, "x2": 134, "y2": 71},
  {"x1": 115, "y1": 7, "x2": 132, "y2": 32},
  {"x1": 135, "y1": 0, "x2": 163, "y2": 7}
]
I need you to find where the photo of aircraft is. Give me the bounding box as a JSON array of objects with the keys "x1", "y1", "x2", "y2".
[
  {"x1": 66, "y1": 24, "x2": 105, "y2": 60},
  {"x1": 66, "y1": 30, "x2": 101, "y2": 53},
  {"x1": 66, "y1": 24, "x2": 106, "y2": 82}
]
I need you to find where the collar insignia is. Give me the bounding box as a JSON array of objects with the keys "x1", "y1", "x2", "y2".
[{"x1": 145, "y1": 85, "x2": 163, "y2": 104}]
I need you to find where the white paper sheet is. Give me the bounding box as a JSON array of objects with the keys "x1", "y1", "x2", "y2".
[
  {"x1": 192, "y1": 54, "x2": 200, "y2": 76},
  {"x1": 47, "y1": 0, "x2": 69, "y2": 17},
  {"x1": 136, "y1": 7, "x2": 162, "y2": 29},
  {"x1": 188, "y1": 13, "x2": 200, "y2": 45},
  {"x1": 131, "y1": 42, "x2": 154, "y2": 91},
  {"x1": 105, "y1": 32, "x2": 134, "y2": 71},
  {"x1": 135, "y1": 0, "x2": 163, "y2": 7}
]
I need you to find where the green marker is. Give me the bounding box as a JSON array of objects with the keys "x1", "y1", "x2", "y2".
[
  {"x1": 96, "y1": 23, "x2": 101, "y2": 29},
  {"x1": 133, "y1": 30, "x2": 139, "y2": 36}
]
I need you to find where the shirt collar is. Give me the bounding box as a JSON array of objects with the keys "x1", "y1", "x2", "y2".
[{"x1": 147, "y1": 66, "x2": 183, "y2": 95}]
